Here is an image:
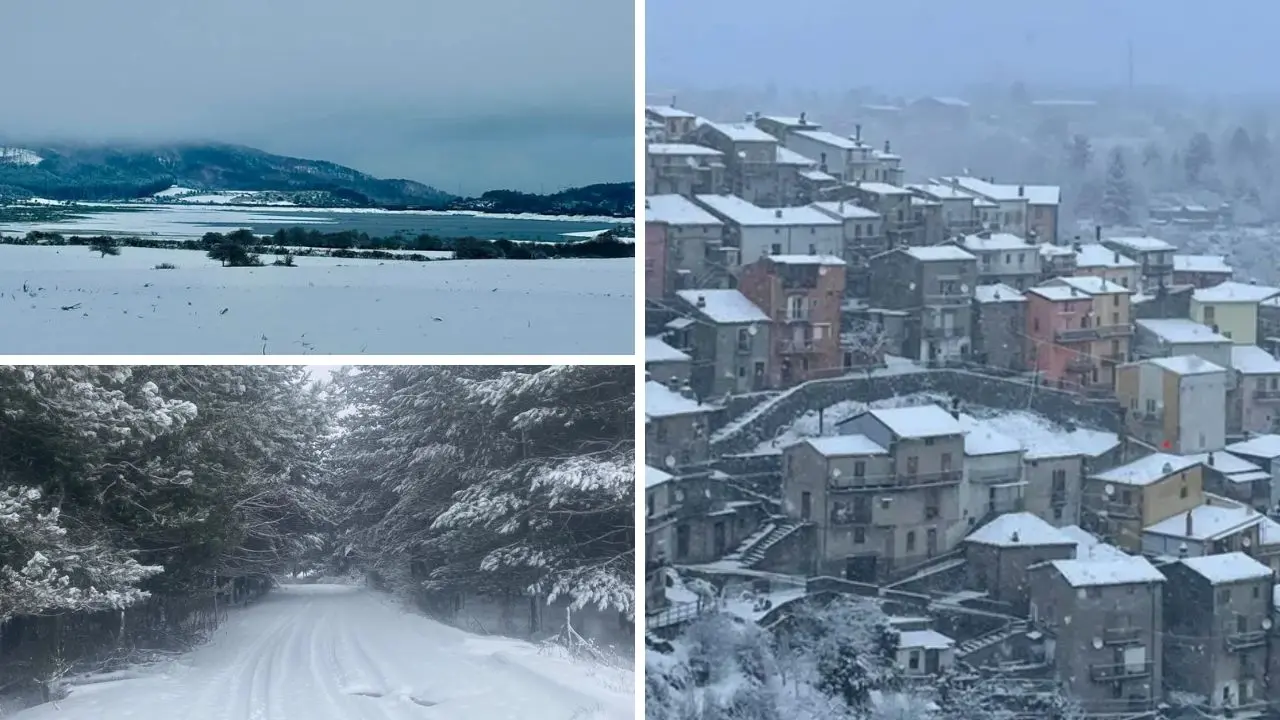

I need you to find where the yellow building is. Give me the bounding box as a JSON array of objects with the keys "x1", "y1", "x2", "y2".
[
  {"x1": 1081, "y1": 454, "x2": 1203, "y2": 552},
  {"x1": 1190, "y1": 281, "x2": 1280, "y2": 345}
]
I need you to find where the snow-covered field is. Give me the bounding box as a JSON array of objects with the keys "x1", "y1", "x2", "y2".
[
  {"x1": 7, "y1": 584, "x2": 633, "y2": 720},
  {"x1": 0, "y1": 246, "x2": 633, "y2": 354}
]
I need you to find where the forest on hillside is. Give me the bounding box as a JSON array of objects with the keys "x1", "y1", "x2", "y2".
[{"x1": 0, "y1": 365, "x2": 633, "y2": 702}]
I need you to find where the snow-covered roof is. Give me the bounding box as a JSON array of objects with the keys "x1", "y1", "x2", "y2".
[
  {"x1": 1050, "y1": 556, "x2": 1166, "y2": 587},
  {"x1": 646, "y1": 465, "x2": 674, "y2": 488},
  {"x1": 1136, "y1": 318, "x2": 1230, "y2": 345},
  {"x1": 1074, "y1": 243, "x2": 1138, "y2": 268},
  {"x1": 1180, "y1": 552, "x2": 1273, "y2": 585},
  {"x1": 1185, "y1": 451, "x2": 1261, "y2": 476},
  {"x1": 1231, "y1": 345, "x2": 1280, "y2": 375},
  {"x1": 1106, "y1": 236, "x2": 1175, "y2": 252},
  {"x1": 775, "y1": 146, "x2": 817, "y2": 166},
  {"x1": 646, "y1": 194, "x2": 724, "y2": 226},
  {"x1": 960, "y1": 233, "x2": 1032, "y2": 251},
  {"x1": 1026, "y1": 285, "x2": 1088, "y2": 302},
  {"x1": 790, "y1": 129, "x2": 862, "y2": 150},
  {"x1": 1226, "y1": 434, "x2": 1280, "y2": 460},
  {"x1": 647, "y1": 143, "x2": 723, "y2": 157},
  {"x1": 809, "y1": 201, "x2": 881, "y2": 220},
  {"x1": 1193, "y1": 281, "x2": 1280, "y2": 304},
  {"x1": 907, "y1": 183, "x2": 978, "y2": 201},
  {"x1": 1059, "y1": 525, "x2": 1130, "y2": 561},
  {"x1": 1039, "y1": 244, "x2": 1075, "y2": 258},
  {"x1": 1174, "y1": 254, "x2": 1232, "y2": 274},
  {"x1": 645, "y1": 336, "x2": 690, "y2": 364},
  {"x1": 798, "y1": 169, "x2": 838, "y2": 182},
  {"x1": 864, "y1": 405, "x2": 964, "y2": 439},
  {"x1": 694, "y1": 195, "x2": 840, "y2": 227},
  {"x1": 768, "y1": 254, "x2": 845, "y2": 266},
  {"x1": 1047, "y1": 275, "x2": 1132, "y2": 295},
  {"x1": 897, "y1": 629, "x2": 955, "y2": 650},
  {"x1": 974, "y1": 283, "x2": 1026, "y2": 304},
  {"x1": 1149, "y1": 355, "x2": 1226, "y2": 377},
  {"x1": 1227, "y1": 470, "x2": 1272, "y2": 485},
  {"x1": 851, "y1": 181, "x2": 913, "y2": 196},
  {"x1": 804, "y1": 435, "x2": 888, "y2": 457},
  {"x1": 703, "y1": 122, "x2": 777, "y2": 143},
  {"x1": 676, "y1": 289, "x2": 769, "y2": 324},
  {"x1": 966, "y1": 512, "x2": 1074, "y2": 547},
  {"x1": 921, "y1": 97, "x2": 971, "y2": 108},
  {"x1": 1145, "y1": 503, "x2": 1263, "y2": 541},
  {"x1": 646, "y1": 105, "x2": 697, "y2": 119},
  {"x1": 1091, "y1": 453, "x2": 1200, "y2": 487},
  {"x1": 963, "y1": 423, "x2": 1022, "y2": 456},
  {"x1": 934, "y1": 176, "x2": 1059, "y2": 205},
  {"x1": 1261, "y1": 517, "x2": 1280, "y2": 546},
  {"x1": 645, "y1": 381, "x2": 707, "y2": 419},
  {"x1": 956, "y1": 411, "x2": 1118, "y2": 460},
  {"x1": 900, "y1": 246, "x2": 976, "y2": 262}
]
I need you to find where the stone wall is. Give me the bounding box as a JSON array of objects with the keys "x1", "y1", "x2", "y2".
[{"x1": 711, "y1": 369, "x2": 1123, "y2": 456}]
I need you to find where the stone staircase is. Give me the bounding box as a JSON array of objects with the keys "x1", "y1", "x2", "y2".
[
  {"x1": 956, "y1": 620, "x2": 1029, "y2": 658},
  {"x1": 723, "y1": 520, "x2": 803, "y2": 568}
]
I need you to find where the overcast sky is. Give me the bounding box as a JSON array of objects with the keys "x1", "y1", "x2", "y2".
[
  {"x1": 1, "y1": 0, "x2": 633, "y2": 195},
  {"x1": 648, "y1": 0, "x2": 1277, "y2": 97}
]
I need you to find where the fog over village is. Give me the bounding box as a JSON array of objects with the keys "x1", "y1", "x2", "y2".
[{"x1": 644, "y1": 1, "x2": 1280, "y2": 718}]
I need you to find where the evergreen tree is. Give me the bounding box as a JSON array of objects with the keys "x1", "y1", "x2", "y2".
[{"x1": 1100, "y1": 148, "x2": 1134, "y2": 226}]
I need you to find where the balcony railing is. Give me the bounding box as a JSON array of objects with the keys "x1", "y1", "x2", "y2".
[
  {"x1": 1066, "y1": 355, "x2": 1096, "y2": 373},
  {"x1": 924, "y1": 326, "x2": 962, "y2": 339},
  {"x1": 1226, "y1": 630, "x2": 1268, "y2": 651},
  {"x1": 1102, "y1": 626, "x2": 1144, "y2": 645},
  {"x1": 1090, "y1": 660, "x2": 1153, "y2": 682},
  {"x1": 780, "y1": 339, "x2": 819, "y2": 354},
  {"x1": 1134, "y1": 412, "x2": 1163, "y2": 427},
  {"x1": 924, "y1": 293, "x2": 970, "y2": 306},
  {"x1": 1254, "y1": 389, "x2": 1280, "y2": 401},
  {"x1": 1055, "y1": 324, "x2": 1132, "y2": 343},
  {"x1": 829, "y1": 470, "x2": 962, "y2": 491},
  {"x1": 1103, "y1": 500, "x2": 1140, "y2": 519}
]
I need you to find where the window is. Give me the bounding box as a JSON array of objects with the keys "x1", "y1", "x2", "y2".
[
  {"x1": 854, "y1": 527, "x2": 866, "y2": 544},
  {"x1": 771, "y1": 243, "x2": 782, "y2": 255},
  {"x1": 1180, "y1": 485, "x2": 1188, "y2": 499},
  {"x1": 906, "y1": 530, "x2": 916, "y2": 552},
  {"x1": 907, "y1": 456, "x2": 919, "y2": 475},
  {"x1": 853, "y1": 460, "x2": 866, "y2": 477},
  {"x1": 1033, "y1": 317, "x2": 1040, "y2": 332},
  {"x1": 737, "y1": 328, "x2": 752, "y2": 351},
  {"x1": 1254, "y1": 585, "x2": 1262, "y2": 599},
  {"x1": 787, "y1": 295, "x2": 805, "y2": 320},
  {"x1": 1113, "y1": 294, "x2": 1120, "y2": 307},
  {"x1": 1052, "y1": 506, "x2": 1063, "y2": 520},
  {"x1": 1218, "y1": 588, "x2": 1232, "y2": 604},
  {"x1": 854, "y1": 224, "x2": 862, "y2": 238},
  {"x1": 1204, "y1": 305, "x2": 1216, "y2": 323},
  {"x1": 908, "y1": 651, "x2": 920, "y2": 670},
  {"x1": 808, "y1": 244, "x2": 817, "y2": 255},
  {"x1": 676, "y1": 524, "x2": 690, "y2": 559},
  {"x1": 941, "y1": 453, "x2": 953, "y2": 471},
  {"x1": 646, "y1": 493, "x2": 655, "y2": 517},
  {"x1": 801, "y1": 491, "x2": 812, "y2": 520},
  {"x1": 925, "y1": 437, "x2": 935, "y2": 446}
]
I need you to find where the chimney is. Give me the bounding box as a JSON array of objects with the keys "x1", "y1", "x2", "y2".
[
  {"x1": 745, "y1": 112, "x2": 753, "y2": 123},
  {"x1": 1017, "y1": 184, "x2": 1025, "y2": 198},
  {"x1": 1208, "y1": 452, "x2": 1215, "y2": 466},
  {"x1": 855, "y1": 124, "x2": 863, "y2": 142},
  {"x1": 645, "y1": 370, "x2": 652, "y2": 381},
  {"x1": 884, "y1": 140, "x2": 892, "y2": 154},
  {"x1": 644, "y1": 199, "x2": 651, "y2": 210},
  {"x1": 799, "y1": 111, "x2": 807, "y2": 125},
  {"x1": 1010, "y1": 531, "x2": 1020, "y2": 543},
  {"x1": 951, "y1": 397, "x2": 961, "y2": 419},
  {"x1": 775, "y1": 209, "x2": 783, "y2": 219},
  {"x1": 1185, "y1": 511, "x2": 1193, "y2": 539},
  {"x1": 696, "y1": 294, "x2": 707, "y2": 308},
  {"x1": 679, "y1": 384, "x2": 696, "y2": 400},
  {"x1": 666, "y1": 376, "x2": 680, "y2": 392},
  {"x1": 1178, "y1": 541, "x2": 1189, "y2": 558},
  {"x1": 1095, "y1": 225, "x2": 1102, "y2": 242}
]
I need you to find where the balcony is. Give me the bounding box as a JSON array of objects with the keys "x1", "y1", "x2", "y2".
[
  {"x1": 830, "y1": 470, "x2": 962, "y2": 491},
  {"x1": 923, "y1": 293, "x2": 970, "y2": 306},
  {"x1": 1066, "y1": 355, "x2": 1096, "y2": 373},
  {"x1": 1055, "y1": 324, "x2": 1132, "y2": 343},
  {"x1": 1102, "y1": 626, "x2": 1144, "y2": 645},
  {"x1": 780, "y1": 338, "x2": 819, "y2": 354},
  {"x1": 1254, "y1": 389, "x2": 1280, "y2": 402},
  {"x1": 1103, "y1": 500, "x2": 1140, "y2": 519},
  {"x1": 1225, "y1": 630, "x2": 1268, "y2": 652},
  {"x1": 1102, "y1": 352, "x2": 1127, "y2": 364},
  {"x1": 1090, "y1": 661, "x2": 1153, "y2": 682},
  {"x1": 924, "y1": 326, "x2": 963, "y2": 340},
  {"x1": 1134, "y1": 411, "x2": 1163, "y2": 427}
]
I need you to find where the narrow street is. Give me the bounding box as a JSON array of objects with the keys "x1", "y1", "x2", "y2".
[{"x1": 11, "y1": 584, "x2": 631, "y2": 720}]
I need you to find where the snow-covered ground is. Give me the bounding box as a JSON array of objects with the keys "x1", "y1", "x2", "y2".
[
  {"x1": 0, "y1": 246, "x2": 633, "y2": 354},
  {"x1": 8, "y1": 584, "x2": 633, "y2": 720}
]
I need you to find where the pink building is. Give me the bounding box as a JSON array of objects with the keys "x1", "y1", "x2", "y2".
[
  {"x1": 645, "y1": 221, "x2": 667, "y2": 299},
  {"x1": 738, "y1": 255, "x2": 847, "y2": 387},
  {"x1": 1024, "y1": 285, "x2": 1095, "y2": 387}
]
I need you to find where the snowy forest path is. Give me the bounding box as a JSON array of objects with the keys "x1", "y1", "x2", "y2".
[{"x1": 8, "y1": 584, "x2": 629, "y2": 720}]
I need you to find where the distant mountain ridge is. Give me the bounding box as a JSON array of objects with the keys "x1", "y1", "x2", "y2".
[{"x1": 0, "y1": 142, "x2": 633, "y2": 216}]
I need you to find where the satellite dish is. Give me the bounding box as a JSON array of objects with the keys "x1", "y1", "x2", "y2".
[
  {"x1": 664, "y1": 455, "x2": 677, "y2": 468},
  {"x1": 819, "y1": 266, "x2": 828, "y2": 275},
  {"x1": 747, "y1": 325, "x2": 759, "y2": 336},
  {"x1": 1077, "y1": 589, "x2": 1087, "y2": 600},
  {"x1": 1264, "y1": 618, "x2": 1274, "y2": 630},
  {"x1": 960, "y1": 284, "x2": 969, "y2": 293},
  {"x1": 1091, "y1": 637, "x2": 1103, "y2": 650},
  {"x1": 1104, "y1": 484, "x2": 1115, "y2": 496},
  {"x1": 831, "y1": 468, "x2": 843, "y2": 478},
  {"x1": 1243, "y1": 536, "x2": 1253, "y2": 548},
  {"x1": 908, "y1": 281, "x2": 917, "y2": 291}
]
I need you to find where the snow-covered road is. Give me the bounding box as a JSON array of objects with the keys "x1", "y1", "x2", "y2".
[{"x1": 9, "y1": 584, "x2": 633, "y2": 720}]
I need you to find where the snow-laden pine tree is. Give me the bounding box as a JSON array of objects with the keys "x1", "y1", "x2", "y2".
[{"x1": 1100, "y1": 147, "x2": 1134, "y2": 226}]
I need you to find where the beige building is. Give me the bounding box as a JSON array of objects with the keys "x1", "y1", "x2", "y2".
[
  {"x1": 1100, "y1": 235, "x2": 1176, "y2": 291},
  {"x1": 1229, "y1": 345, "x2": 1280, "y2": 437},
  {"x1": 1081, "y1": 453, "x2": 1204, "y2": 552},
  {"x1": 1115, "y1": 356, "x2": 1227, "y2": 454}
]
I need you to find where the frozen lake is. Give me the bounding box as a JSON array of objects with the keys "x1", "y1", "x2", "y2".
[{"x1": 0, "y1": 245, "x2": 634, "y2": 355}]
